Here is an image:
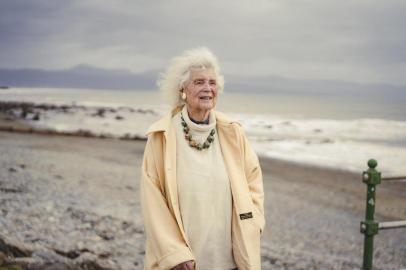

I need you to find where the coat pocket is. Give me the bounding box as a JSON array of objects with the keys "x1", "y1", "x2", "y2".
[{"x1": 241, "y1": 217, "x2": 261, "y2": 270}]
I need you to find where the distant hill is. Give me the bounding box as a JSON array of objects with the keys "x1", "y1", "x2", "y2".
[
  {"x1": 226, "y1": 74, "x2": 406, "y2": 99},
  {"x1": 0, "y1": 65, "x2": 158, "y2": 90},
  {"x1": 0, "y1": 65, "x2": 405, "y2": 101}
]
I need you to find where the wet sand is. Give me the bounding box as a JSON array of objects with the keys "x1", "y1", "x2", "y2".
[{"x1": 0, "y1": 130, "x2": 405, "y2": 269}]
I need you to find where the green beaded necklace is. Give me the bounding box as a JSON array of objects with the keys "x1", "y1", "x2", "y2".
[{"x1": 180, "y1": 112, "x2": 215, "y2": 150}]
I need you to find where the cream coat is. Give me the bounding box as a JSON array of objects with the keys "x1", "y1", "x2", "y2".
[{"x1": 140, "y1": 106, "x2": 265, "y2": 270}]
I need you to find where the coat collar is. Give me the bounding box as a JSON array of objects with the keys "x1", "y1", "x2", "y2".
[{"x1": 146, "y1": 105, "x2": 239, "y2": 136}]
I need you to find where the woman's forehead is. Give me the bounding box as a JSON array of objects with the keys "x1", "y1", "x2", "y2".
[{"x1": 190, "y1": 69, "x2": 216, "y2": 80}]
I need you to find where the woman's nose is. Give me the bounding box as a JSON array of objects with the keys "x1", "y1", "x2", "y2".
[
  {"x1": 202, "y1": 87, "x2": 211, "y2": 93},
  {"x1": 203, "y1": 81, "x2": 213, "y2": 89}
]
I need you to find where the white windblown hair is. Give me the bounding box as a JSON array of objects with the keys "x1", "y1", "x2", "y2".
[{"x1": 157, "y1": 47, "x2": 225, "y2": 108}]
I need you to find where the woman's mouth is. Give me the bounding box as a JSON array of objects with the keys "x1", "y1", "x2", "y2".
[{"x1": 199, "y1": 96, "x2": 212, "y2": 100}]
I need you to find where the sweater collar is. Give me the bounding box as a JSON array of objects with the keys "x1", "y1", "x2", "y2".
[{"x1": 181, "y1": 105, "x2": 216, "y2": 132}]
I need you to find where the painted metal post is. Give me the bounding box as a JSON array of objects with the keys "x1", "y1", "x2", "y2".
[{"x1": 360, "y1": 159, "x2": 381, "y2": 270}]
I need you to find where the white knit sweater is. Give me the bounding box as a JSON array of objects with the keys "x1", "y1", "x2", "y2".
[{"x1": 172, "y1": 105, "x2": 236, "y2": 270}]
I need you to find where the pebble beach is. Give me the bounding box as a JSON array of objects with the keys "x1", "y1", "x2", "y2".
[{"x1": 0, "y1": 119, "x2": 405, "y2": 269}]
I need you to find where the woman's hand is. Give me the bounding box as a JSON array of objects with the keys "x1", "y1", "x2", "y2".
[{"x1": 171, "y1": 260, "x2": 195, "y2": 270}]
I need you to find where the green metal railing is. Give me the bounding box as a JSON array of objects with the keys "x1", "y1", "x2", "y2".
[{"x1": 360, "y1": 159, "x2": 406, "y2": 270}]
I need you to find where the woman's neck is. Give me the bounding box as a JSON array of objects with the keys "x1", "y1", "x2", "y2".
[
  {"x1": 190, "y1": 116, "x2": 209, "y2": 125},
  {"x1": 186, "y1": 106, "x2": 210, "y2": 122}
]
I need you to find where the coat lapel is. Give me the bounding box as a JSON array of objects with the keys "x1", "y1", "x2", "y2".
[
  {"x1": 163, "y1": 107, "x2": 191, "y2": 245},
  {"x1": 164, "y1": 124, "x2": 186, "y2": 241},
  {"x1": 216, "y1": 114, "x2": 244, "y2": 213},
  {"x1": 146, "y1": 106, "x2": 189, "y2": 244},
  {"x1": 216, "y1": 115, "x2": 252, "y2": 268}
]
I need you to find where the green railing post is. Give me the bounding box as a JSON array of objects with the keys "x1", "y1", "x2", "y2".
[{"x1": 360, "y1": 159, "x2": 381, "y2": 270}]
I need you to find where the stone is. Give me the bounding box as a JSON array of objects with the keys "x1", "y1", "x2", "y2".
[
  {"x1": 0, "y1": 235, "x2": 32, "y2": 257},
  {"x1": 73, "y1": 252, "x2": 115, "y2": 270},
  {"x1": 0, "y1": 251, "x2": 7, "y2": 265}
]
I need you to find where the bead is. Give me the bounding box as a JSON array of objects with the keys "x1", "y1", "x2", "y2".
[{"x1": 181, "y1": 111, "x2": 215, "y2": 151}]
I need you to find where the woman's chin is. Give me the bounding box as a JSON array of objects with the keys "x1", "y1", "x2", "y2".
[
  {"x1": 198, "y1": 101, "x2": 215, "y2": 110},
  {"x1": 201, "y1": 105, "x2": 214, "y2": 111}
]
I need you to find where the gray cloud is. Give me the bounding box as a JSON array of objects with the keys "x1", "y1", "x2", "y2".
[{"x1": 1, "y1": 0, "x2": 406, "y2": 85}]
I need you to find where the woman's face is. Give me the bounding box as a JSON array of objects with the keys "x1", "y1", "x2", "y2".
[{"x1": 183, "y1": 68, "x2": 218, "y2": 113}]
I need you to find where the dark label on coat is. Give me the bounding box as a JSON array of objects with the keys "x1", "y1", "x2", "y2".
[{"x1": 239, "y1": 212, "x2": 253, "y2": 220}]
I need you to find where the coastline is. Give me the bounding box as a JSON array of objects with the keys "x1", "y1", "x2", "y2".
[
  {"x1": 0, "y1": 103, "x2": 148, "y2": 141},
  {"x1": 2, "y1": 98, "x2": 406, "y2": 177},
  {"x1": 0, "y1": 130, "x2": 404, "y2": 269}
]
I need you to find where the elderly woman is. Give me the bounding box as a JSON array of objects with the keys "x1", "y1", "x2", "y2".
[{"x1": 140, "y1": 47, "x2": 265, "y2": 270}]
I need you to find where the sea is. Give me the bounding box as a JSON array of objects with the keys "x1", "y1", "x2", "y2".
[{"x1": 1, "y1": 87, "x2": 406, "y2": 176}]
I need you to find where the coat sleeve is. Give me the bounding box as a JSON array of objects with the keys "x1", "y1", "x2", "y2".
[
  {"x1": 140, "y1": 134, "x2": 195, "y2": 269},
  {"x1": 238, "y1": 125, "x2": 265, "y2": 234}
]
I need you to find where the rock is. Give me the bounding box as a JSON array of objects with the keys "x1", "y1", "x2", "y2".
[
  {"x1": 97, "y1": 251, "x2": 112, "y2": 258},
  {"x1": 53, "y1": 248, "x2": 85, "y2": 260},
  {"x1": 76, "y1": 129, "x2": 95, "y2": 137},
  {"x1": 73, "y1": 252, "x2": 115, "y2": 270},
  {"x1": 0, "y1": 251, "x2": 7, "y2": 265},
  {"x1": 121, "y1": 221, "x2": 131, "y2": 230},
  {"x1": 321, "y1": 138, "x2": 333, "y2": 143},
  {"x1": 78, "y1": 222, "x2": 92, "y2": 230},
  {"x1": 20, "y1": 109, "x2": 28, "y2": 119},
  {"x1": 93, "y1": 108, "x2": 106, "y2": 118},
  {"x1": 136, "y1": 108, "x2": 155, "y2": 115},
  {"x1": 96, "y1": 230, "x2": 115, "y2": 241},
  {"x1": 89, "y1": 235, "x2": 103, "y2": 242},
  {"x1": 7, "y1": 256, "x2": 43, "y2": 269},
  {"x1": 0, "y1": 235, "x2": 33, "y2": 257},
  {"x1": 121, "y1": 133, "x2": 132, "y2": 140},
  {"x1": 32, "y1": 113, "x2": 40, "y2": 121},
  {"x1": 45, "y1": 202, "x2": 55, "y2": 212},
  {"x1": 32, "y1": 250, "x2": 72, "y2": 265},
  {"x1": 75, "y1": 242, "x2": 86, "y2": 251},
  {"x1": 48, "y1": 216, "x2": 57, "y2": 223},
  {"x1": 0, "y1": 187, "x2": 23, "y2": 193}
]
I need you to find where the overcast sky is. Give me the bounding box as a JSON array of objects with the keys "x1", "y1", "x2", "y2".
[{"x1": 1, "y1": 0, "x2": 406, "y2": 86}]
